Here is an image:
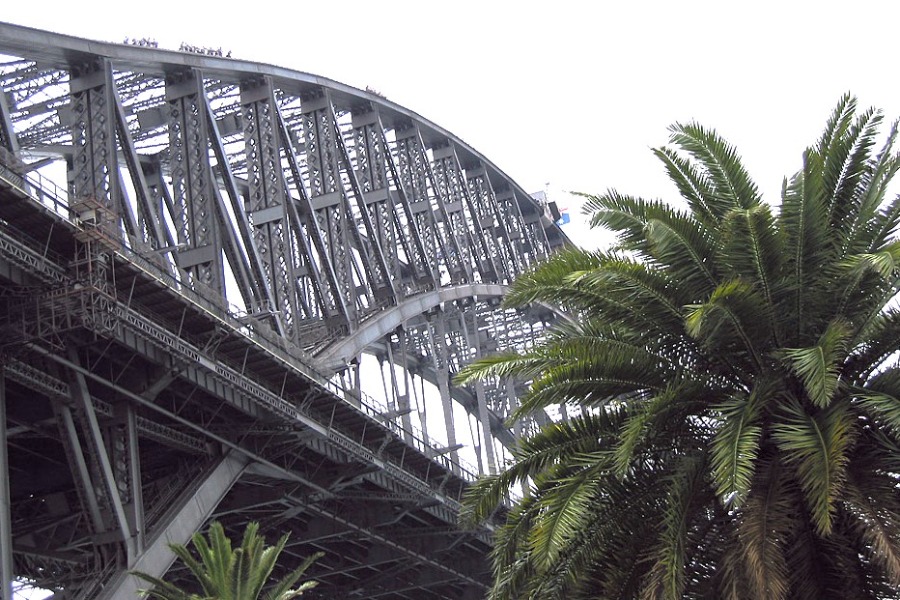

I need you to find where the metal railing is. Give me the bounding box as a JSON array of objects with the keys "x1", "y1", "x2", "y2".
[{"x1": 0, "y1": 160, "x2": 70, "y2": 217}]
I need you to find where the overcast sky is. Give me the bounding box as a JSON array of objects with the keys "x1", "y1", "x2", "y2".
[{"x1": 5, "y1": 0, "x2": 900, "y2": 249}]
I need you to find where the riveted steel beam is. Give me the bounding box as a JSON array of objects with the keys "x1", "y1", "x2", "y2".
[
  {"x1": 165, "y1": 69, "x2": 226, "y2": 296},
  {"x1": 68, "y1": 59, "x2": 118, "y2": 214},
  {"x1": 432, "y1": 143, "x2": 498, "y2": 284},
  {"x1": 274, "y1": 99, "x2": 349, "y2": 330},
  {"x1": 239, "y1": 78, "x2": 301, "y2": 337}
]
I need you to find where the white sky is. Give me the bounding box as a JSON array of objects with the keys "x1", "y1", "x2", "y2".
[
  {"x1": 5, "y1": 3, "x2": 900, "y2": 596},
  {"x1": 6, "y1": 0, "x2": 900, "y2": 249}
]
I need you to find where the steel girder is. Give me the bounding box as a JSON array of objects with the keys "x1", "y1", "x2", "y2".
[{"x1": 0, "y1": 21, "x2": 570, "y2": 600}]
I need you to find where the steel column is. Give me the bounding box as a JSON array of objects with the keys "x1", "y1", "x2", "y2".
[
  {"x1": 429, "y1": 313, "x2": 461, "y2": 470},
  {"x1": 432, "y1": 145, "x2": 498, "y2": 283},
  {"x1": 112, "y1": 84, "x2": 166, "y2": 250},
  {"x1": 355, "y1": 108, "x2": 434, "y2": 291},
  {"x1": 394, "y1": 126, "x2": 464, "y2": 284},
  {"x1": 166, "y1": 70, "x2": 226, "y2": 295},
  {"x1": 275, "y1": 101, "x2": 349, "y2": 330},
  {"x1": 55, "y1": 401, "x2": 106, "y2": 534},
  {"x1": 122, "y1": 403, "x2": 145, "y2": 555},
  {"x1": 302, "y1": 92, "x2": 369, "y2": 320},
  {"x1": 69, "y1": 59, "x2": 119, "y2": 214},
  {"x1": 241, "y1": 78, "x2": 299, "y2": 337}
]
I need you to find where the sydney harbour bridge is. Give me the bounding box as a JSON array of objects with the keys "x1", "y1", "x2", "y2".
[{"x1": 0, "y1": 22, "x2": 568, "y2": 599}]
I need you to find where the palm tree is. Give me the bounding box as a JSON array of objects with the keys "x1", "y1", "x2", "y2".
[
  {"x1": 458, "y1": 95, "x2": 900, "y2": 600},
  {"x1": 131, "y1": 521, "x2": 322, "y2": 600}
]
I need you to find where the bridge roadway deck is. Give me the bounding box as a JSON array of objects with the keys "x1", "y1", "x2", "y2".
[{"x1": 0, "y1": 169, "x2": 493, "y2": 598}]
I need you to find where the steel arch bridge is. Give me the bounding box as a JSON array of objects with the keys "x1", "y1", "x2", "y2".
[{"x1": 0, "y1": 22, "x2": 567, "y2": 600}]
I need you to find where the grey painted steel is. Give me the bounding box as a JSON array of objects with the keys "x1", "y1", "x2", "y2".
[
  {"x1": 166, "y1": 70, "x2": 226, "y2": 295},
  {"x1": 55, "y1": 401, "x2": 106, "y2": 533},
  {"x1": 123, "y1": 404, "x2": 146, "y2": 555},
  {"x1": 66, "y1": 346, "x2": 136, "y2": 562},
  {"x1": 98, "y1": 452, "x2": 248, "y2": 600},
  {"x1": 241, "y1": 79, "x2": 299, "y2": 338},
  {"x1": 0, "y1": 86, "x2": 18, "y2": 153},
  {"x1": 0, "y1": 21, "x2": 570, "y2": 599},
  {"x1": 317, "y1": 283, "x2": 506, "y2": 369},
  {"x1": 68, "y1": 59, "x2": 119, "y2": 216}
]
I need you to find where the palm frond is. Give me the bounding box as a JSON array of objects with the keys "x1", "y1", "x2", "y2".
[
  {"x1": 502, "y1": 246, "x2": 603, "y2": 309},
  {"x1": 641, "y1": 455, "x2": 710, "y2": 600},
  {"x1": 772, "y1": 400, "x2": 855, "y2": 534},
  {"x1": 684, "y1": 278, "x2": 770, "y2": 369},
  {"x1": 582, "y1": 190, "x2": 672, "y2": 252},
  {"x1": 822, "y1": 106, "x2": 882, "y2": 236},
  {"x1": 668, "y1": 122, "x2": 762, "y2": 211},
  {"x1": 779, "y1": 148, "x2": 831, "y2": 345},
  {"x1": 736, "y1": 457, "x2": 792, "y2": 600},
  {"x1": 612, "y1": 382, "x2": 710, "y2": 477},
  {"x1": 854, "y1": 368, "x2": 900, "y2": 436},
  {"x1": 868, "y1": 190, "x2": 900, "y2": 254},
  {"x1": 781, "y1": 319, "x2": 852, "y2": 407},
  {"x1": 719, "y1": 204, "x2": 784, "y2": 325},
  {"x1": 843, "y1": 481, "x2": 900, "y2": 587},
  {"x1": 844, "y1": 119, "x2": 900, "y2": 253},
  {"x1": 845, "y1": 309, "x2": 900, "y2": 381},
  {"x1": 651, "y1": 145, "x2": 724, "y2": 226},
  {"x1": 263, "y1": 551, "x2": 323, "y2": 600},
  {"x1": 527, "y1": 464, "x2": 603, "y2": 569},
  {"x1": 572, "y1": 257, "x2": 686, "y2": 326},
  {"x1": 460, "y1": 411, "x2": 624, "y2": 526},
  {"x1": 644, "y1": 215, "x2": 719, "y2": 291},
  {"x1": 454, "y1": 350, "x2": 564, "y2": 385},
  {"x1": 709, "y1": 389, "x2": 765, "y2": 507},
  {"x1": 512, "y1": 348, "x2": 672, "y2": 416}
]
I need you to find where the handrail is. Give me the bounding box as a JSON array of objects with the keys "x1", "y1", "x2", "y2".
[{"x1": 0, "y1": 161, "x2": 70, "y2": 217}]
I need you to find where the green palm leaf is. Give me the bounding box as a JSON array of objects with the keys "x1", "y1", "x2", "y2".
[
  {"x1": 719, "y1": 204, "x2": 784, "y2": 323},
  {"x1": 684, "y1": 278, "x2": 770, "y2": 368},
  {"x1": 779, "y1": 148, "x2": 831, "y2": 345},
  {"x1": 642, "y1": 455, "x2": 710, "y2": 600},
  {"x1": 667, "y1": 121, "x2": 762, "y2": 211},
  {"x1": 528, "y1": 465, "x2": 602, "y2": 569},
  {"x1": 709, "y1": 389, "x2": 765, "y2": 506},
  {"x1": 843, "y1": 480, "x2": 900, "y2": 586},
  {"x1": 736, "y1": 458, "x2": 792, "y2": 600},
  {"x1": 781, "y1": 319, "x2": 852, "y2": 408},
  {"x1": 772, "y1": 401, "x2": 855, "y2": 534},
  {"x1": 651, "y1": 146, "x2": 719, "y2": 226}
]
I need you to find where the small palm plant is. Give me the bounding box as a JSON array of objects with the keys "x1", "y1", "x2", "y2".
[{"x1": 131, "y1": 521, "x2": 322, "y2": 600}]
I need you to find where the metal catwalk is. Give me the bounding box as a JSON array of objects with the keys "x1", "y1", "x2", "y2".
[{"x1": 0, "y1": 22, "x2": 567, "y2": 600}]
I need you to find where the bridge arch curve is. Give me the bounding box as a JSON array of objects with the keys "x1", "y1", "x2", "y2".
[
  {"x1": 0, "y1": 21, "x2": 569, "y2": 600},
  {"x1": 317, "y1": 283, "x2": 507, "y2": 371}
]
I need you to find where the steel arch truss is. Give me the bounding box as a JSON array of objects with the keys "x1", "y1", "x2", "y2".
[{"x1": 0, "y1": 22, "x2": 569, "y2": 600}]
